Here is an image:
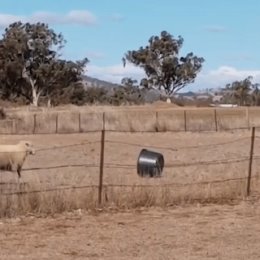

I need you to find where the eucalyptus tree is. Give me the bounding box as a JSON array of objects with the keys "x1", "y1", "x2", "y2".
[
  {"x1": 122, "y1": 30, "x2": 204, "y2": 96},
  {"x1": 0, "y1": 21, "x2": 88, "y2": 106}
]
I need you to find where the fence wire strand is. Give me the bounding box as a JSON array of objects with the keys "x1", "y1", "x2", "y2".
[
  {"x1": 105, "y1": 136, "x2": 250, "y2": 151},
  {"x1": 36, "y1": 140, "x2": 100, "y2": 152},
  {"x1": 2, "y1": 175, "x2": 256, "y2": 197},
  {"x1": 20, "y1": 155, "x2": 258, "y2": 172}
]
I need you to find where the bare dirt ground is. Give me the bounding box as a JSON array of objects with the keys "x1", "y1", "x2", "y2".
[{"x1": 1, "y1": 200, "x2": 260, "y2": 260}]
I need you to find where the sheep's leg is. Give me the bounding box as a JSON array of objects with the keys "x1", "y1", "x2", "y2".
[
  {"x1": 17, "y1": 165, "x2": 21, "y2": 178},
  {"x1": 17, "y1": 165, "x2": 24, "y2": 187}
]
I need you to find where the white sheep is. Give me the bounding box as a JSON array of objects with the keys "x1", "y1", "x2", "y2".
[{"x1": 0, "y1": 140, "x2": 35, "y2": 179}]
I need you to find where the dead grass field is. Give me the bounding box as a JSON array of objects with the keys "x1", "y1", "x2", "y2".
[
  {"x1": 0, "y1": 129, "x2": 260, "y2": 217},
  {"x1": 1, "y1": 200, "x2": 260, "y2": 260},
  {"x1": 3, "y1": 102, "x2": 260, "y2": 135},
  {"x1": 1, "y1": 111, "x2": 260, "y2": 259}
]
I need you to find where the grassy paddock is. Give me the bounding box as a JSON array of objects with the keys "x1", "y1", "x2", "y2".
[
  {"x1": 0, "y1": 129, "x2": 259, "y2": 218},
  {"x1": 3, "y1": 105, "x2": 260, "y2": 134},
  {"x1": 0, "y1": 178, "x2": 251, "y2": 218}
]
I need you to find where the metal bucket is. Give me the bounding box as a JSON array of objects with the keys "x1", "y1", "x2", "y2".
[{"x1": 137, "y1": 149, "x2": 164, "y2": 177}]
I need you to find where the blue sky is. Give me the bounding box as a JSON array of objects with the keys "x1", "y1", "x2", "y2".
[{"x1": 1, "y1": 0, "x2": 260, "y2": 91}]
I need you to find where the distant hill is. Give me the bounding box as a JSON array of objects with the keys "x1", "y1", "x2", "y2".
[
  {"x1": 81, "y1": 75, "x2": 120, "y2": 89},
  {"x1": 80, "y1": 75, "x2": 208, "y2": 103}
]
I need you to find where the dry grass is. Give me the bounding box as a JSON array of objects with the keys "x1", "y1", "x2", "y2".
[
  {"x1": 0, "y1": 185, "x2": 97, "y2": 218},
  {"x1": 0, "y1": 129, "x2": 259, "y2": 218},
  {"x1": 4, "y1": 104, "x2": 260, "y2": 134},
  {"x1": 0, "y1": 179, "x2": 248, "y2": 218}
]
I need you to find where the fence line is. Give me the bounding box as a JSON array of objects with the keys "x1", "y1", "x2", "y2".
[
  {"x1": 22, "y1": 163, "x2": 100, "y2": 172},
  {"x1": 1, "y1": 184, "x2": 98, "y2": 196},
  {"x1": 36, "y1": 140, "x2": 100, "y2": 152},
  {"x1": 98, "y1": 127, "x2": 258, "y2": 204},
  {"x1": 0, "y1": 136, "x2": 250, "y2": 154},
  {"x1": 6, "y1": 105, "x2": 260, "y2": 138},
  {"x1": 0, "y1": 140, "x2": 100, "y2": 153},
  {"x1": 1, "y1": 175, "x2": 257, "y2": 197},
  {"x1": 105, "y1": 136, "x2": 250, "y2": 151},
  {"x1": 20, "y1": 154, "x2": 260, "y2": 172},
  {"x1": 0, "y1": 127, "x2": 259, "y2": 205}
]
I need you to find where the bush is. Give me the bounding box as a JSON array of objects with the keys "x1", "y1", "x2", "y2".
[
  {"x1": 84, "y1": 87, "x2": 108, "y2": 104},
  {"x1": 108, "y1": 86, "x2": 145, "y2": 106}
]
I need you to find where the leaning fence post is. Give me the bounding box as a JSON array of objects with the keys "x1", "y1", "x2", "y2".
[
  {"x1": 98, "y1": 129, "x2": 105, "y2": 205},
  {"x1": 247, "y1": 127, "x2": 255, "y2": 196}
]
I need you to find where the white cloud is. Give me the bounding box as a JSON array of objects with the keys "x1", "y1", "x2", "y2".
[
  {"x1": 0, "y1": 14, "x2": 25, "y2": 28},
  {"x1": 192, "y1": 66, "x2": 260, "y2": 90},
  {"x1": 86, "y1": 51, "x2": 106, "y2": 60},
  {"x1": 0, "y1": 10, "x2": 97, "y2": 28},
  {"x1": 86, "y1": 64, "x2": 260, "y2": 91},
  {"x1": 86, "y1": 63, "x2": 145, "y2": 84},
  {"x1": 66, "y1": 10, "x2": 97, "y2": 25}
]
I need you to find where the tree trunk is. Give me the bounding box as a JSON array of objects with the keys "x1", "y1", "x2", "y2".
[
  {"x1": 22, "y1": 68, "x2": 42, "y2": 107},
  {"x1": 32, "y1": 87, "x2": 40, "y2": 106},
  {"x1": 47, "y1": 98, "x2": 51, "y2": 107}
]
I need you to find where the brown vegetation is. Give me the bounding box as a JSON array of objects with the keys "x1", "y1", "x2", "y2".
[
  {"x1": 0, "y1": 129, "x2": 259, "y2": 218},
  {"x1": 0, "y1": 114, "x2": 259, "y2": 259},
  {"x1": 1, "y1": 105, "x2": 260, "y2": 135}
]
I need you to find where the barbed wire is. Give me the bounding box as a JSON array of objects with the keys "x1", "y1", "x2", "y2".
[
  {"x1": 1, "y1": 175, "x2": 257, "y2": 196},
  {"x1": 104, "y1": 127, "x2": 254, "y2": 133},
  {"x1": 36, "y1": 140, "x2": 100, "y2": 152},
  {"x1": 18, "y1": 154, "x2": 260, "y2": 172},
  {"x1": 22, "y1": 163, "x2": 99, "y2": 172},
  {"x1": 104, "y1": 155, "x2": 260, "y2": 169},
  {"x1": 1, "y1": 184, "x2": 98, "y2": 196},
  {"x1": 105, "y1": 136, "x2": 251, "y2": 151},
  {"x1": 0, "y1": 140, "x2": 100, "y2": 153},
  {"x1": 0, "y1": 134, "x2": 254, "y2": 154}
]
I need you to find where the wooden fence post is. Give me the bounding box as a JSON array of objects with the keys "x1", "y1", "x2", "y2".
[
  {"x1": 33, "y1": 114, "x2": 36, "y2": 134},
  {"x1": 214, "y1": 109, "x2": 218, "y2": 132},
  {"x1": 155, "y1": 111, "x2": 159, "y2": 132},
  {"x1": 246, "y1": 107, "x2": 250, "y2": 129},
  {"x1": 184, "y1": 110, "x2": 187, "y2": 132},
  {"x1": 79, "y1": 112, "x2": 81, "y2": 133},
  {"x1": 247, "y1": 127, "x2": 255, "y2": 196},
  {"x1": 98, "y1": 129, "x2": 105, "y2": 205},
  {"x1": 55, "y1": 113, "x2": 58, "y2": 134},
  {"x1": 102, "y1": 112, "x2": 105, "y2": 131}
]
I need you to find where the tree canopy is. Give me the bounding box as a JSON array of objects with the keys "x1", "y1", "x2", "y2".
[
  {"x1": 225, "y1": 76, "x2": 260, "y2": 106},
  {"x1": 123, "y1": 30, "x2": 205, "y2": 96},
  {"x1": 0, "y1": 21, "x2": 88, "y2": 106}
]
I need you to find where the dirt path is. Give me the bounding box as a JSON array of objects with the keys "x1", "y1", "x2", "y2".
[{"x1": 1, "y1": 200, "x2": 260, "y2": 260}]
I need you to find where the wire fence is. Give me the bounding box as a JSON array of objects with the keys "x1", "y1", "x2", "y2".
[{"x1": 0, "y1": 127, "x2": 259, "y2": 204}]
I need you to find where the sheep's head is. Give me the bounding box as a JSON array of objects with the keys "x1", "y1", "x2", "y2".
[{"x1": 19, "y1": 141, "x2": 36, "y2": 155}]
